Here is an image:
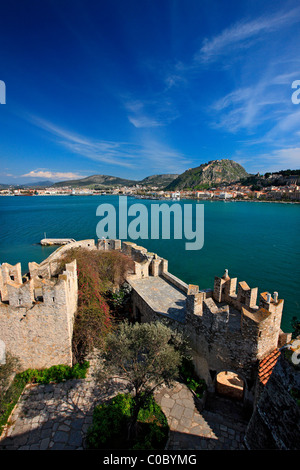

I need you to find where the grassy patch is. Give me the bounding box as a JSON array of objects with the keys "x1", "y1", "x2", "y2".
[{"x1": 0, "y1": 361, "x2": 89, "y2": 434}]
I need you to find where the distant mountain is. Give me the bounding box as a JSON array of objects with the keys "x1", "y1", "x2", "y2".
[
  {"x1": 20, "y1": 180, "x2": 54, "y2": 188},
  {"x1": 166, "y1": 159, "x2": 249, "y2": 190},
  {"x1": 3, "y1": 163, "x2": 298, "y2": 192},
  {"x1": 0, "y1": 181, "x2": 54, "y2": 189},
  {"x1": 51, "y1": 173, "x2": 179, "y2": 189},
  {"x1": 139, "y1": 174, "x2": 179, "y2": 188},
  {"x1": 52, "y1": 174, "x2": 137, "y2": 188}
]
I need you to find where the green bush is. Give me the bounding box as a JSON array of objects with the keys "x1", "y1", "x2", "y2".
[
  {"x1": 179, "y1": 357, "x2": 207, "y2": 399},
  {"x1": 17, "y1": 361, "x2": 90, "y2": 384},
  {"x1": 86, "y1": 394, "x2": 133, "y2": 448},
  {"x1": 86, "y1": 393, "x2": 169, "y2": 450}
]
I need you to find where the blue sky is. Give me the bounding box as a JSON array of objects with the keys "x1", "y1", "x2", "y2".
[{"x1": 0, "y1": 0, "x2": 300, "y2": 184}]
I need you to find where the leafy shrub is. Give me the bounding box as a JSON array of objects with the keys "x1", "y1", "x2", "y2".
[
  {"x1": 179, "y1": 357, "x2": 207, "y2": 399},
  {"x1": 17, "y1": 361, "x2": 89, "y2": 384},
  {"x1": 86, "y1": 394, "x2": 133, "y2": 448},
  {"x1": 86, "y1": 393, "x2": 168, "y2": 450}
]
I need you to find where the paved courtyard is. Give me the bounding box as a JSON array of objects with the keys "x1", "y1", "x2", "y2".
[{"x1": 0, "y1": 355, "x2": 247, "y2": 451}]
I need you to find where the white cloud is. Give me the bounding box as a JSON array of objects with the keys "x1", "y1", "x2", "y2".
[{"x1": 21, "y1": 170, "x2": 84, "y2": 181}]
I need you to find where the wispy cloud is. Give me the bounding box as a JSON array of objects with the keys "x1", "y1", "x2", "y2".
[
  {"x1": 196, "y1": 7, "x2": 300, "y2": 63},
  {"x1": 127, "y1": 115, "x2": 162, "y2": 129},
  {"x1": 25, "y1": 114, "x2": 190, "y2": 175},
  {"x1": 28, "y1": 115, "x2": 137, "y2": 168},
  {"x1": 123, "y1": 97, "x2": 179, "y2": 128},
  {"x1": 136, "y1": 138, "x2": 191, "y2": 174},
  {"x1": 238, "y1": 147, "x2": 300, "y2": 174},
  {"x1": 139, "y1": 5, "x2": 300, "y2": 149},
  {"x1": 209, "y1": 70, "x2": 300, "y2": 140}
]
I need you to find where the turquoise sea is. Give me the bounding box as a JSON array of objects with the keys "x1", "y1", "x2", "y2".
[{"x1": 0, "y1": 195, "x2": 299, "y2": 332}]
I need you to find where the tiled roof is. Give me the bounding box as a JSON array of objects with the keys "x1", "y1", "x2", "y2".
[{"x1": 258, "y1": 349, "x2": 281, "y2": 386}]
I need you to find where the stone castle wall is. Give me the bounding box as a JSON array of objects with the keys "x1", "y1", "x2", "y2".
[
  {"x1": 0, "y1": 259, "x2": 78, "y2": 370},
  {"x1": 0, "y1": 237, "x2": 291, "y2": 399},
  {"x1": 97, "y1": 239, "x2": 291, "y2": 409},
  {"x1": 0, "y1": 238, "x2": 297, "y2": 448}
]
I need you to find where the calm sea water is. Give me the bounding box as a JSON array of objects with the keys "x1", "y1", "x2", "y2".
[{"x1": 0, "y1": 195, "x2": 299, "y2": 332}]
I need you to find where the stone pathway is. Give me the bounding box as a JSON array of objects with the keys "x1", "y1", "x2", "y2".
[
  {"x1": 154, "y1": 383, "x2": 247, "y2": 450},
  {"x1": 0, "y1": 356, "x2": 129, "y2": 450},
  {"x1": 0, "y1": 361, "x2": 247, "y2": 450}
]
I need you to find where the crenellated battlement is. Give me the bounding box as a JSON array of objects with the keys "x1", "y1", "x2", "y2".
[
  {"x1": 0, "y1": 239, "x2": 292, "y2": 408},
  {"x1": 0, "y1": 257, "x2": 78, "y2": 371},
  {"x1": 96, "y1": 240, "x2": 291, "y2": 408},
  {"x1": 0, "y1": 259, "x2": 77, "y2": 308},
  {"x1": 184, "y1": 268, "x2": 288, "y2": 362}
]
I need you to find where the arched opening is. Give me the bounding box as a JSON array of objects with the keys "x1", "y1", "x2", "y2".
[{"x1": 215, "y1": 371, "x2": 245, "y2": 401}]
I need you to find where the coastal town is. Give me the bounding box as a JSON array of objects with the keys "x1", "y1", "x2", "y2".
[{"x1": 1, "y1": 175, "x2": 299, "y2": 202}]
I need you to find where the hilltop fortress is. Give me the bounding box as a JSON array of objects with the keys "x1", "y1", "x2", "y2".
[{"x1": 0, "y1": 239, "x2": 293, "y2": 412}]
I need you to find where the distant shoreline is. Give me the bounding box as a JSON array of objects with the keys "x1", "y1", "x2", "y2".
[{"x1": 0, "y1": 194, "x2": 299, "y2": 204}]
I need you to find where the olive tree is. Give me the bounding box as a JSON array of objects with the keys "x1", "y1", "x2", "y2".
[{"x1": 96, "y1": 320, "x2": 189, "y2": 440}]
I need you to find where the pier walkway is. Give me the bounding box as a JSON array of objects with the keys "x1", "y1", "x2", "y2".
[{"x1": 40, "y1": 238, "x2": 76, "y2": 246}]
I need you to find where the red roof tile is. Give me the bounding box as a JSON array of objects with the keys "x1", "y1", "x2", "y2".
[{"x1": 258, "y1": 349, "x2": 281, "y2": 385}]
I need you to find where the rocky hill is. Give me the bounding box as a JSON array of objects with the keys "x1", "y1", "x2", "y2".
[
  {"x1": 52, "y1": 173, "x2": 178, "y2": 189},
  {"x1": 139, "y1": 174, "x2": 178, "y2": 188},
  {"x1": 52, "y1": 174, "x2": 137, "y2": 188},
  {"x1": 166, "y1": 159, "x2": 249, "y2": 190}
]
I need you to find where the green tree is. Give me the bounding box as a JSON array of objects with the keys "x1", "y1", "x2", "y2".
[{"x1": 96, "y1": 320, "x2": 188, "y2": 441}]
